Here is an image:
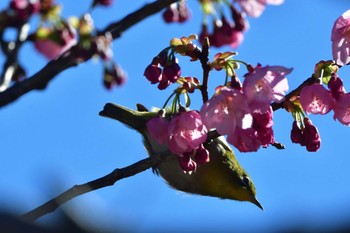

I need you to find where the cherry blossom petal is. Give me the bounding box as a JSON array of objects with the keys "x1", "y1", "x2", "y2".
[
  {"x1": 300, "y1": 84, "x2": 335, "y2": 115},
  {"x1": 333, "y1": 93, "x2": 350, "y2": 126},
  {"x1": 331, "y1": 10, "x2": 350, "y2": 66}
]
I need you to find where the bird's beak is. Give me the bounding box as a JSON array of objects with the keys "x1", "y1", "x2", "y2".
[{"x1": 251, "y1": 196, "x2": 264, "y2": 210}]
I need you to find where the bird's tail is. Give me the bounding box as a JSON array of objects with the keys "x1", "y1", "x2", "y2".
[{"x1": 99, "y1": 103, "x2": 156, "y2": 132}]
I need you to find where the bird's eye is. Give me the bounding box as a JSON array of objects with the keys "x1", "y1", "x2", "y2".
[{"x1": 241, "y1": 176, "x2": 251, "y2": 187}]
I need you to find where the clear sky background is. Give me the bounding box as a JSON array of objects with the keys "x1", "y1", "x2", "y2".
[{"x1": 1, "y1": 0, "x2": 350, "y2": 232}]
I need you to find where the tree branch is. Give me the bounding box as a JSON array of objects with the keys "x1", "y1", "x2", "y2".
[
  {"x1": 271, "y1": 76, "x2": 318, "y2": 111},
  {"x1": 0, "y1": 0, "x2": 178, "y2": 108},
  {"x1": 21, "y1": 151, "x2": 172, "y2": 222}
]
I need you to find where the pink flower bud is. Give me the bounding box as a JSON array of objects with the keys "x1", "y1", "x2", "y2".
[
  {"x1": 194, "y1": 144, "x2": 210, "y2": 165},
  {"x1": 162, "y1": 5, "x2": 179, "y2": 23},
  {"x1": 177, "y1": 153, "x2": 197, "y2": 173},
  {"x1": 290, "y1": 121, "x2": 303, "y2": 144},
  {"x1": 144, "y1": 64, "x2": 162, "y2": 84},
  {"x1": 328, "y1": 74, "x2": 345, "y2": 101},
  {"x1": 303, "y1": 118, "x2": 321, "y2": 152},
  {"x1": 162, "y1": 59, "x2": 181, "y2": 83}
]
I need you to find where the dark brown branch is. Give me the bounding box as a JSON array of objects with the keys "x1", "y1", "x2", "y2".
[
  {"x1": 21, "y1": 127, "x2": 221, "y2": 222},
  {"x1": 0, "y1": 0, "x2": 178, "y2": 108},
  {"x1": 22, "y1": 152, "x2": 172, "y2": 222},
  {"x1": 199, "y1": 37, "x2": 210, "y2": 103}
]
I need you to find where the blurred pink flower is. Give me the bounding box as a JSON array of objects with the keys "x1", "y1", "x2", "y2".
[
  {"x1": 34, "y1": 27, "x2": 77, "y2": 60},
  {"x1": 236, "y1": 0, "x2": 284, "y2": 18},
  {"x1": 168, "y1": 111, "x2": 208, "y2": 155},
  {"x1": 200, "y1": 87, "x2": 252, "y2": 136},
  {"x1": 299, "y1": 84, "x2": 335, "y2": 115},
  {"x1": 210, "y1": 18, "x2": 244, "y2": 48},
  {"x1": 9, "y1": 0, "x2": 40, "y2": 24},
  {"x1": 34, "y1": 39, "x2": 74, "y2": 60},
  {"x1": 331, "y1": 10, "x2": 350, "y2": 66},
  {"x1": 333, "y1": 93, "x2": 350, "y2": 126},
  {"x1": 243, "y1": 65, "x2": 292, "y2": 106},
  {"x1": 146, "y1": 115, "x2": 170, "y2": 145}
]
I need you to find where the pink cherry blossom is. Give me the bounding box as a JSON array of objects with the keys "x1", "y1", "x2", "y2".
[
  {"x1": 34, "y1": 39, "x2": 75, "y2": 60},
  {"x1": 210, "y1": 18, "x2": 244, "y2": 48},
  {"x1": 236, "y1": 0, "x2": 284, "y2": 18},
  {"x1": 146, "y1": 115, "x2": 170, "y2": 145},
  {"x1": 227, "y1": 127, "x2": 261, "y2": 152},
  {"x1": 299, "y1": 84, "x2": 335, "y2": 115},
  {"x1": 333, "y1": 93, "x2": 350, "y2": 126},
  {"x1": 34, "y1": 28, "x2": 77, "y2": 60},
  {"x1": 243, "y1": 65, "x2": 292, "y2": 105},
  {"x1": 200, "y1": 87, "x2": 252, "y2": 136},
  {"x1": 252, "y1": 106, "x2": 274, "y2": 146},
  {"x1": 331, "y1": 10, "x2": 350, "y2": 66},
  {"x1": 168, "y1": 111, "x2": 208, "y2": 155},
  {"x1": 252, "y1": 106, "x2": 273, "y2": 129}
]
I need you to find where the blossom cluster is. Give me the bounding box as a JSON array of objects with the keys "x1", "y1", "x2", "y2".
[
  {"x1": 0, "y1": 0, "x2": 126, "y2": 90},
  {"x1": 201, "y1": 65, "x2": 291, "y2": 152},
  {"x1": 0, "y1": 0, "x2": 40, "y2": 28},
  {"x1": 146, "y1": 110, "x2": 209, "y2": 173},
  {"x1": 290, "y1": 118, "x2": 320, "y2": 152},
  {"x1": 162, "y1": 0, "x2": 190, "y2": 23},
  {"x1": 144, "y1": 50, "x2": 181, "y2": 90},
  {"x1": 161, "y1": 0, "x2": 284, "y2": 48},
  {"x1": 300, "y1": 73, "x2": 350, "y2": 126},
  {"x1": 143, "y1": 61, "x2": 293, "y2": 173}
]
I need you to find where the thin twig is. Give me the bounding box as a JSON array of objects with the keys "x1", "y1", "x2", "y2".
[
  {"x1": 22, "y1": 152, "x2": 171, "y2": 222},
  {"x1": 0, "y1": 0, "x2": 178, "y2": 108},
  {"x1": 199, "y1": 37, "x2": 210, "y2": 103},
  {"x1": 271, "y1": 77, "x2": 317, "y2": 111}
]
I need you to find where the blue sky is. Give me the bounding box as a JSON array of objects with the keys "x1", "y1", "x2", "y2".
[{"x1": 1, "y1": 0, "x2": 350, "y2": 232}]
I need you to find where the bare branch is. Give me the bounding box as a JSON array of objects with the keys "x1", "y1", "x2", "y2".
[
  {"x1": 22, "y1": 151, "x2": 172, "y2": 222},
  {"x1": 0, "y1": 0, "x2": 178, "y2": 108}
]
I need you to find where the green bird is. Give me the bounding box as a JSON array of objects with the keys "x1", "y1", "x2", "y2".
[{"x1": 99, "y1": 103, "x2": 263, "y2": 209}]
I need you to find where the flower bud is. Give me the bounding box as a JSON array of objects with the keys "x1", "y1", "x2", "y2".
[
  {"x1": 303, "y1": 118, "x2": 321, "y2": 152},
  {"x1": 144, "y1": 64, "x2": 162, "y2": 84},
  {"x1": 328, "y1": 73, "x2": 345, "y2": 101},
  {"x1": 194, "y1": 144, "x2": 210, "y2": 165},
  {"x1": 290, "y1": 121, "x2": 303, "y2": 144}
]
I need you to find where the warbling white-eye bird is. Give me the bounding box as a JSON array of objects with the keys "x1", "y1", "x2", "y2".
[{"x1": 99, "y1": 103, "x2": 263, "y2": 209}]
